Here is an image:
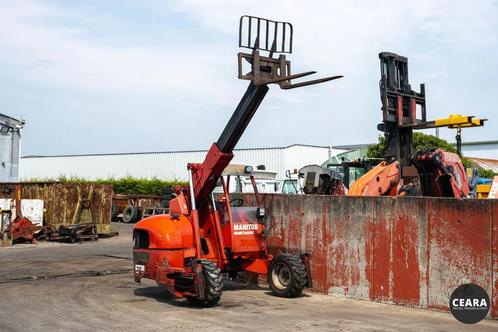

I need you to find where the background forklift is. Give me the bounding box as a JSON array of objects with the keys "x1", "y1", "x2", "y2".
[
  {"x1": 349, "y1": 52, "x2": 485, "y2": 197},
  {"x1": 133, "y1": 15, "x2": 342, "y2": 306}
]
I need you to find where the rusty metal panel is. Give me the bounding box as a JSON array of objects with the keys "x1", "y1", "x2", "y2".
[
  {"x1": 371, "y1": 197, "x2": 394, "y2": 302},
  {"x1": 493, "y1": 200, "x2": 498, "y2": 319},
  {"x1": 299, "y1": 195, "x2": 329, "y2": 294},
  {"x1": 112, "y1": 194, "x2": 162, "y2": 217},
  {"x1": 427, "y1": 199, "x2": 492, "y2": 313},
  {"x1": 262, "y1": 194, "x2": 329, "y2": 293},
  {"x1": 112, "y1": 194, "x2": 162, "y2": 209},
  {"x1": 327, "y1": 196, "x2": 372, "y2": 299},
  {"x1": 391, "y1": 198, "x2": 427, "y2": 307},
  {"x1": 241, "y1": 193, "x2": 496, "y2": 319},
  {"x1": 0, "y1": 182, "x2": 113, "y2": 234}
]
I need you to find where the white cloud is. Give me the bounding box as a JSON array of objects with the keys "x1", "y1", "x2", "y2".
[
  {"x1": 0, "y1": 1, "x2": 239, "y2": 105},
  {"x1": 0, "y1": 0, "x2": 497, "y2": 155}
]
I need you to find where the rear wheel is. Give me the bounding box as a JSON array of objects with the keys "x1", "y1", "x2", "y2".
[
  {"x1": 122, "y1": 205, "x2": 138, "y2": 223},
  {"x1": 187, "y1": 260, "x2": 223, "y2": 307},
  {"x1": 268, "y1": 254, "x2": 307, "y2": 297},
  {"x1": 111, "y1": 204, "x2": 119, "y2": 220}
]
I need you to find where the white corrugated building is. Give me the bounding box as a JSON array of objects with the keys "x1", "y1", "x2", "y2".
[
  {"x1": 460, "y1": 140, "x2": 498, "y2": 159},
  {"x1": 0, "y1": 114, "x2": 24, "y2": 182},
  {"x1": 19, "y1": 140, "x2": 498, "y2": 181},
  {"x1": 20, "y1": 144, "x2": 346, "y2": 181}
]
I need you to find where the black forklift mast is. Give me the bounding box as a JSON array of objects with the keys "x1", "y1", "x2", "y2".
[
  {"x1": 375, "y1": 52, "x2": 486, "y2": 174},
  {"x1": 377, "y1": 52, "x2": 426, "y2": 173},
  {"x1": 216, "y1": 83, "x2": 268, "y2": 153}
]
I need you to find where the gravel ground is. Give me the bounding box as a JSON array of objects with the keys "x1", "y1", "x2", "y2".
[{"x1": 0, "y1": 222, "x2": 496, "y2": 332}]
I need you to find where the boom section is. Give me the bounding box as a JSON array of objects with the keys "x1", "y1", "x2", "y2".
[{"x1": 188, "y1": 15, "x2": 342, "y2": 207}]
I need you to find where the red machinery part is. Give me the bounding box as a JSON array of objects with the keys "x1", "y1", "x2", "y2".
[
  {"x1": 411, "y1": 149, "x2": 469, "y2": 198},
  {"x1": 348, "y1": 161, "x2": 401, "y2": 196},
  {"x1": 2, "y1": 184, "x2": 41, "y2": 244},
  {"x1": 8, "y1": 217, "x2": 41, "y2": 243}
]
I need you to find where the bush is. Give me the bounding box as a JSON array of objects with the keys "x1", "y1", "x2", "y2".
[
  {"x1": 25, "y1": 175, "x2": 187, "y2": 196},
  {"x1": 367, "y1": 132, "x2": 456, "y2": 158},
  {"x1": 478, "y1": 168, "x2": 497, "y2": 179}
]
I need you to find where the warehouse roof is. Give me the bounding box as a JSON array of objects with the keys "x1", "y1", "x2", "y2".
[
  {"x1": 22, "y1": 140, "x2": 498, "y2": 159},
  {"x1": 22, "y1": 143, "x2": 343, "y2": 159},
  {"x1": 331, "y1": 143, "x2": 373, "y2": 150},
  {"x1": 466, "y1": 157, "x2": 498, "y2": 173},
  {"x1": 0, "y1": 113, "x2": 25, "y2": 128},
  {"x1": 459, "y1": 140, "x2": 498, "y2": 146}
]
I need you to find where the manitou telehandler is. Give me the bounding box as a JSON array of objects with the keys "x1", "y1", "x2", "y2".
[{"x1": 132, "y1": 16, "x2": 342, "y2": 306}]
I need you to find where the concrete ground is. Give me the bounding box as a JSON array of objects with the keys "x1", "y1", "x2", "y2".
[{"x1": 0, "y1": 223, "x2": 496, "y2": 332}]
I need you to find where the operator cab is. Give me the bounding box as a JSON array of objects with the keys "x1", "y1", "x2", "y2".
[
  {"x1": 213, "y1": 164, "x2": 278, "y2": 196},
  {"x1": 213, "y1": 164, "x2": 266, "y2": 223}
]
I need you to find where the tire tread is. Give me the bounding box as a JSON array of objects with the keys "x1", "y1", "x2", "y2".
[
  {"x1": 188, "y1": 260, "x2": 223, "y2": 307},
  {"x1": 268, "y1": 254, "x2": 308, "y2": 298}
]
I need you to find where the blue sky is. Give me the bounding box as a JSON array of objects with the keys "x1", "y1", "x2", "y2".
[{"x1": 0, "y1": 0, "x2": 497, "y2": 156}]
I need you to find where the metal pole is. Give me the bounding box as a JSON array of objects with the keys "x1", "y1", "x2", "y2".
[
  {"x1": 188, "y1": 167, "x2": 202, "y2": 258},
  {"x1": 188, "y1": 168, "x2": 196, "y2": 210},
  {"x1": 456, "y1": 127, "x2": 462, "y2": 157},
  {"x1": 211, "y1": 193, "x2": 217, "y2": 211}
]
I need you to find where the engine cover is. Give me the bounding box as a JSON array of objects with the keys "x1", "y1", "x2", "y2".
[{"x1": 134, "y1": 214, "x2": 193, "y2": 249}]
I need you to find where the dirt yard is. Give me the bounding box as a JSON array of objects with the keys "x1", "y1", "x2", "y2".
[{"x1": 0, "y1": 223, "x2": 496, "y2": 332}]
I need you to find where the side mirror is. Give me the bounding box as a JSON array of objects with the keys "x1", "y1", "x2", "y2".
[{"x1": 256, "y1": 207, "x2": 265, "y2": 223}]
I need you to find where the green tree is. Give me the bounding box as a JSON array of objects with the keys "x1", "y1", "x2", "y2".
[
  {"x1": 367, "y1": 132, "x2": 456, "y2": 158},
  {"x1": 367, "y1": 132, "x2": 497, "y2": 178}
]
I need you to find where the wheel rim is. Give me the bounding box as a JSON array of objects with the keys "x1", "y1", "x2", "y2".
[{"x1": 271, "y1": 262, "x2": 291, "y2": 290}]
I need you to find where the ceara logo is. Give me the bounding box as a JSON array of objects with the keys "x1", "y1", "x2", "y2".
[
  {"x1": 452, "y1": 298, "x2": 487, "y2": 308},
  {"x1": 449, "y1": 283, "x2": 490, "y2": 324}
]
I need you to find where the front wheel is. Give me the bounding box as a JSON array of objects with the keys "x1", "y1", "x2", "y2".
[
  {"x1": 187, "y1": 260, "x2": 223, "y2": 307},
  {"x1": 268, "y1": 254, "x2": 307, "y2": 297}
]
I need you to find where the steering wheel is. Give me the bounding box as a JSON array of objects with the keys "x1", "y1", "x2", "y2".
[{"x1": 229, "y1": 198, "x2": 244, "y2": 207}]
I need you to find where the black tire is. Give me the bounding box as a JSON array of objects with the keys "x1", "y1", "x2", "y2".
[
  {"x1": 161, "y1": 186, "x2": 173, "y2": 195},
  {"x1": 111, "y1": 204, "x2": 119, "y2": 220},
  {"x1": 268, "y1": 254, "x2": 307, "y2": 297},
  {"x1": 122, "y1": 205, "x2": 139, "y2": 223},
  {"x1": 187, "y1": 260, "x2": 223, "y2": 307}
]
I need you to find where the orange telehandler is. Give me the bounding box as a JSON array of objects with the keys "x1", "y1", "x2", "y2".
[{"x1": 132, "y1": 16, "x2": 342, "y2": 306}]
